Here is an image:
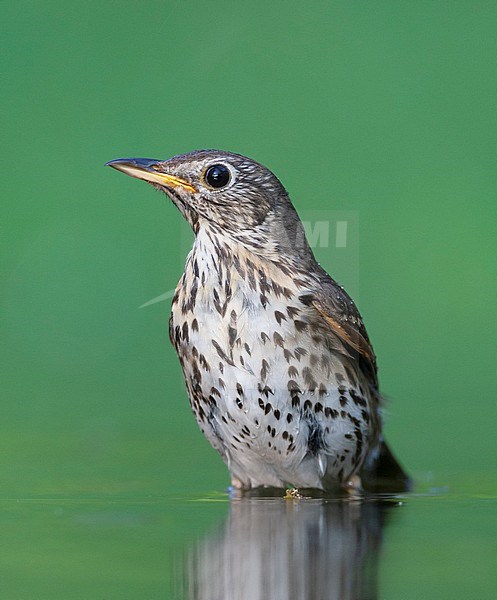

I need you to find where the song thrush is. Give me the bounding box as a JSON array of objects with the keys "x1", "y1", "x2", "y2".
[{"x1": 107, "y1": 150, "x2": 410, "y2": 494}]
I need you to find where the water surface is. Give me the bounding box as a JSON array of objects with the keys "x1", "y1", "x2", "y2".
[{"x1": 2, "y1": 481, "x2": 494, "y2": 599}]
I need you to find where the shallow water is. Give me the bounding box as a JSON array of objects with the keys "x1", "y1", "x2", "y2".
[{"x1": 2, "y1": 481, "x2": 494, "y2": 599}]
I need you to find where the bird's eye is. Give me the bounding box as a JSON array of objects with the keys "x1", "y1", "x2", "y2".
[{"x1": 204, "y1": 164, "x2": 231, "y2": 189}]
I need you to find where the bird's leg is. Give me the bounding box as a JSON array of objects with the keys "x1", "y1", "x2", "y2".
[
  {"x1": 230, "y1": 476, "x2": 245, "y2": 490},
  {"x1": 344, "y1": 474, "x2": 363, "y2": 497},
  {"x1": 229, "y1": 475, "x2": 252, "y2": 499}
]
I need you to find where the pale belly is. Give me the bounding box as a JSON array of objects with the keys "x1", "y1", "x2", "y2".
[{"x1": 170, "y1": 280, "x2": 378, "y2": 490}]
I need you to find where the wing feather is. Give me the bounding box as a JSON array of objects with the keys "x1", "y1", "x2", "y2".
[{"x1": 300, "y1": 269, "x2": 378, "y2": 387}]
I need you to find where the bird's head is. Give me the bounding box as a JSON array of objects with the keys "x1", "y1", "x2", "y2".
[{"x1": 106, "y1": 149, "x2": 314, "y2": 262}]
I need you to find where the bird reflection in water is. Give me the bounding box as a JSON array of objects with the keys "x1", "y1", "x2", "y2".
[{"x1": 177, "y1": 494, "x2": 402, "y2": 600}]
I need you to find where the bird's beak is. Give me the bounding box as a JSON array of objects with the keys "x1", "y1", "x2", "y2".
[{"x1": 105, "y1": 157, "x2": 196, "y2": 193}]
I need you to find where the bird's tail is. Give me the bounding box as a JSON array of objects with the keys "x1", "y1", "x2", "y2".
[{"x1": 361, "y1": 439, "x2": 412, "y2": 493}]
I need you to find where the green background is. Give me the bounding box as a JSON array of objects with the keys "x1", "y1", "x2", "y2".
[{"x1": 1, "y1": 1, "x2": 495, "y2": 598}]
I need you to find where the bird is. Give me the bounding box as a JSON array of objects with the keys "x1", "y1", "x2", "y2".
[{"x1": 106, "y1": 149, "x2": 410, "y2": 495}]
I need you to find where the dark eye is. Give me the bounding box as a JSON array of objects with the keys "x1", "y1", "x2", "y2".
[{"x1": 204, "y1": 164, "x2": 231, "y2": 189}]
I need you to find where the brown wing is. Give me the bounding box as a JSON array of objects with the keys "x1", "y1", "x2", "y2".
[{"x1": 299, "y1": 269, "x2": 379, "y2": 388}]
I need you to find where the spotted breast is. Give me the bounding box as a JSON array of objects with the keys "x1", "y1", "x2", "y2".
[{"x1": 171, "y1": 223, "x2": 380, "y2": 491}]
